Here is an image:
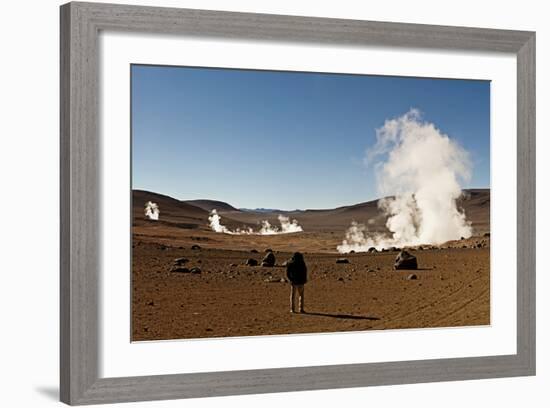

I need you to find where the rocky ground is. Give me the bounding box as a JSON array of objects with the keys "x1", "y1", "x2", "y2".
[{"x1": 132, "y1": 234, "x2": 490, "y2": 341}]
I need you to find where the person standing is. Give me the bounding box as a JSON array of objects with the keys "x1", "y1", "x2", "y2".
[{"x1": 286, "y1": 252, "x2": 307, "y2": 313}]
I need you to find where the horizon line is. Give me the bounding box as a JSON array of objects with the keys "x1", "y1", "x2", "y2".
[{"x1": 132, "y1": 186, "x2": 491, "y2": 213}]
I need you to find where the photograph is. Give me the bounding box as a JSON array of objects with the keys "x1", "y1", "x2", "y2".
[{"x1": 131, "y1": 65, "x2": 491, "y2": 341}]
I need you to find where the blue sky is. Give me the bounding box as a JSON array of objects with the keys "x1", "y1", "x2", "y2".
[{"x1": 132, "y1": 65, "x2": 490, "y2": 210}]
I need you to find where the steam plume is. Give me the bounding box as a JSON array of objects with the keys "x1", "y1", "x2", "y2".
[
  {"x1": 144, "y1": 201, "x2": 160, "y2": 221},
  {"x1": 337, "y1": 109, "x2": 472, "y2": 253},
  {"x1": 259, "y1": 215, "x2": 304, "y2": 235},
  {"x1": 209, "y1": 210, "x2": 303, "y2": 235},
  {"x1": 208, "y1": 209, "x2": 232, "y2": 233}
]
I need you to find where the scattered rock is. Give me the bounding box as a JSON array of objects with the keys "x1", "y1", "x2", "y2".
[
  {"x1": 191, "y1": 244, "x2": 201, "y2": 250},
  {"x1": 394, "y1": 250, "x2": 418, "y2": 270},
  {"x1": 230, "y1": 263, "x2": 238, "y2": 267},
  {"x1": 484, "y1": 232, "x2": 490, "y2": 237},
  {"x1": 174, "y1": 257, "x2": 189, "y2": 265},
  {"x1": 407, "y1": 274, "x2": 418, "y2": 280},
  {"x1": 281, "y1": 260, "x2": 288, "y2": 267},
  {"x1": 349, "y1": 250, "x2": 355, "y2": 254},
  {"x1": 147, "y1": 301, "x2": 154, "y2": 306},
  {"x1": 250, "y1": 249, "x2": 259, "y2": 253},
  {"x1": 418, "y1": 246, "x2": 424, "y2": 250},
  {"x1": 476, "y1": 243, "x2": 483, "y2": 248},
  {"x1": 338, "y1": 277, "x2": 345, "y2": 282},
  {"x1": 261, "y1": 251, "x2": 276, "y2": 267},
  {"x1": 368, "y1": 247, "x2": 377, "y2": 253},
  {"x1": 190, "y1": 267, "x2": 202, "y2": 274},
  {"x1": 245, "y1": 258, "x2": 258, "y2": 266},
  {"x1": 336, "y1": 258, "x2": 350, "y2": 264},
  {"x1": 264, "y1": 248, "x2": 273, "y2": 253}
]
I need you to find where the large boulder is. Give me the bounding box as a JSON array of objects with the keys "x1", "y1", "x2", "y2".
[
  {"x1": 261, "y1": 251, "x2": 276, "y2": 267},
  {"x1": 394, "y1": 250, "x2": 418, "y2": 270}
]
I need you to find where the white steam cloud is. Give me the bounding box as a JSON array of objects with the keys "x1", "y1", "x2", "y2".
[
  {"x1": 260, "y1": 215, "x2": 304, "y2": 235},
  {"x1": 337, "y1": 109, "x2": 472, "y2": 253},
  {"x1": 209, "y1": 210, "x2": 303, "y2": 235},
  {"x1": 144, "y1": 201, "x2": 160, "y2": 221}
]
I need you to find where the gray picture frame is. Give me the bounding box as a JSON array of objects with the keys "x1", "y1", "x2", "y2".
[{"x1": 60, "y1": 2, "x2": 536, "y2": 405}]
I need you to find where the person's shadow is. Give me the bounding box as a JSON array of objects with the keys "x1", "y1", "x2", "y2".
[{"x1": 302, "y1": 311, "x2": 380, "y2": 321}]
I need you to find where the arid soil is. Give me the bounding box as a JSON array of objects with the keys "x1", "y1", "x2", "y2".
[{"x1": 132, "y1": 231, "x2": 490, "y2": 341}]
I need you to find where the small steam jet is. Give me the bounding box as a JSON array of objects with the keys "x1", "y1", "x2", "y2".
[{"x1": 144, "y1": 201, "x2": 160, "y2": 221}]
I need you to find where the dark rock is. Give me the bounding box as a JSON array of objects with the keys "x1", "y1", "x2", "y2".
[
  {"x1": 394, "y1": 250, "x2": 418, "y2": 270},
  {"x1": 484, "y1": 232, "x2": 491, "y2": 237},
  {"x1": 338, "y1": 277, "x2": 345, "y2": 282},
  {"x1": 174, "y1": 257, "x2": 189, "y2": 265},
  {"x1": 407, "y1": 274, "x2": 418, "y2": 280},
  {"x1": 368, "y1": 247, "x2": 377, "y2": 253},
  {"x1": 250, "y1": 249, "x2": 259, "y2": 253},
  {"x1": 191, "y1": 244, "x2": 201, "y2": 250},
  {"x1": 190, "y1": 267, "x2": 202, "y2": 274},
  {"x1": 336, "y1": 258, "x2": 350, "y2": 264},
  {"x1": 349, "y1": 250, "x2": 355, "y2": 254},
  {"x1": 245, "y1": 258, "x2": 258, "y2": 266},
  {"x1": 171, "y1": 266, "x2": 190, "y2": 273},
  {"x1": 261, "y1": 251, "x2": 276, "y2": 267},
  {"x1": 264, "y1": 248, "x2": 273, "y2": 253}
]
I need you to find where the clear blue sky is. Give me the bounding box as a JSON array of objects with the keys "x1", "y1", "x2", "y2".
[{"x1": 132, "y1": 65, "x2": 490, "y2": 210}]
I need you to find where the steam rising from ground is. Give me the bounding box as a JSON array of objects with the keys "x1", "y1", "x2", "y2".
[
  {"x1": 337, "y1": 109, "x2": 472, "y2": 253},
  {"x1": 260, "y1": 215, "x2": 304, "y2": 235},
  {"x1": 144, "y1": 201, "x2": 159, "y2": 220},
  {"x1": 209, "y1": 210, "x2": 303, "y2": 235}
]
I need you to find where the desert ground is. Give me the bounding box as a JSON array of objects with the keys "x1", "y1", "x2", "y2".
[{"x1": 132, "y1": 189, "x2": 490, "y2": 341}]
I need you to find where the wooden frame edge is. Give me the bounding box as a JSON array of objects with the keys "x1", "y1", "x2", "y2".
[{"x1": 60, "y1": 2, "x2": 536, "y2": 405}]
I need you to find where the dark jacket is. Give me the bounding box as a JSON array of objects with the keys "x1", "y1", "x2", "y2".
[{"x1": 286, "y1": 252, "x2": 307, "y2": 285}]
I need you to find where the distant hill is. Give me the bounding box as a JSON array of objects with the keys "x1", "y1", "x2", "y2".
[
  {"x1": 133, "y1": 190, "x2": 255, "y2": 230},
  {"x1": 184, "y1": 199, "x2": 239, "y2": 213},
  {"x1": 132, "y1": 188, "x2": 489, "y2": 234},
  {"x1": 132, "y1": 190, "x2": 209, "y2": 229}
]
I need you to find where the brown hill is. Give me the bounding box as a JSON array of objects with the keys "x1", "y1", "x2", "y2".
[
  {"x1": 132, "y1": 189, "x2": 490, "y2": 234},
  {"x1": 184, "y1": 199, "x2": 239, "y2": 213},
  {"x1": 133, "y1": 190, "x2": 209, "y2": 229}
]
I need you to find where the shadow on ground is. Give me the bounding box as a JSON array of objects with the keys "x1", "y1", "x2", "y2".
[
  {"x1": 302, "y1": 311, "x2": 380, "y2": 321},
  {"x1": 35, "y1": 386, "x2": 58, "y2": 401}
]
